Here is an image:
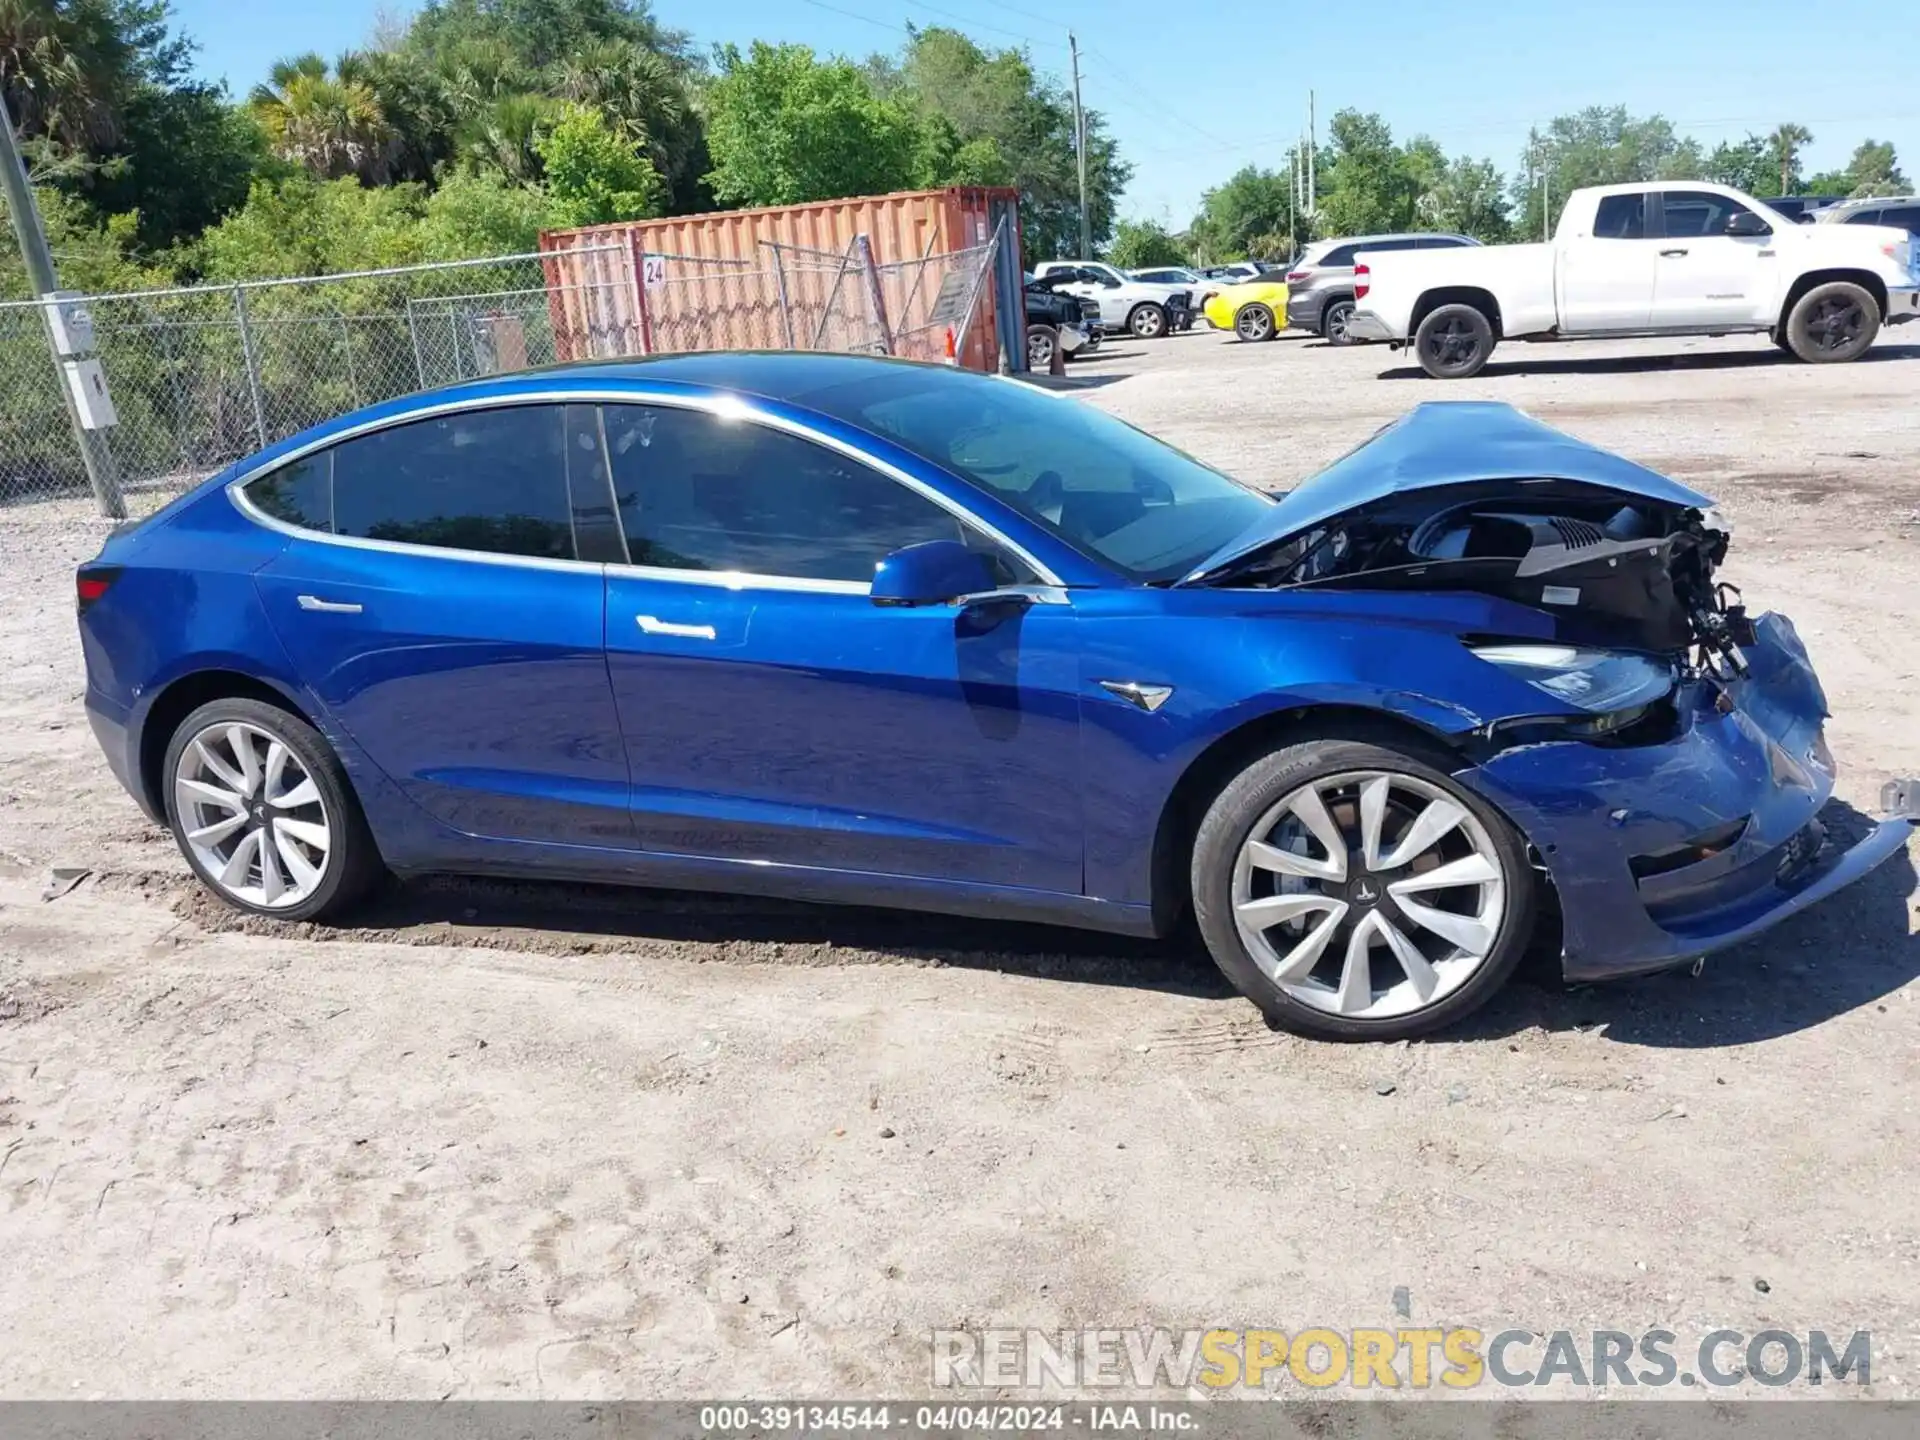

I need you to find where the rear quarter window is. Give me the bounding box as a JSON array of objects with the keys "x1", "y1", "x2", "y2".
[{"x1": 245, "y1": 453, "x2": 332, "y2": 531}]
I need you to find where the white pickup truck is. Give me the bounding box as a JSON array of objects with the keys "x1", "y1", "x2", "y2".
[{"x1": 1346, "y1": 181, "x2": 1920, "y2": 377}]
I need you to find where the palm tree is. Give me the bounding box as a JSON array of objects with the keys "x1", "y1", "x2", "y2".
[
  {"x1": 555, "y1": 38, "x2": 702, "y2": 207},
  {"x1": 457, "y1": 90, "x2": 560, "y2": 184},
  {"x1": 0, "y1": 0, "x2": 137, "y2": 147},
  {"x1": 338, "y1": 48, "x2": 454, "y2": 183},
  {"x1": 1769, "y1": 122, "x2": 1813, "y2": 196},
  {"x1": 249, "y1": 53, "x2": 395, "y2": 183}
]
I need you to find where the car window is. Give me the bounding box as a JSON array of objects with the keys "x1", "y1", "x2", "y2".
[
  {"x1": 1840, "y1": 207, "x2": 1884, "y2": 226},
  {"x1": 1661, "y1": 190, "x2": 1753, "y2": 238},
  {"x1": 1592, "y1": 194, "x2": 1647, "y2": 239},
  {"x1": 327, "y1": 405, "x2": 574, "y2": 560},
  {"x1": 603, "y1": 405, "x2": 976, "y2": 584},
  {"x1": 1418, "y1": 235, "x2": 1473, "y2": 248},
  {"x1": 1878, "y1": 205, "x2": 1920, "y2": 234},
  {"x1": 796, "y1": 367, "x2": 1273, "y2": 584},
  {"x1": 246, "y1": 452, "x2": 332, "y2": 531},
  {"x1": 1317, "y1": 245, "x2": 1358, "y2": 268}
]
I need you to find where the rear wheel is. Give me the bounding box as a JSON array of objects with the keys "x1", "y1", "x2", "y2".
[
  {"x1": 163, "y1": 697, "x2": 382, "y2": 922},
  {"x1": 1026, "y1": 323, "x2": 1059, "y2": 371},
  {"x1": 1191, "y1": 739, "x2": 1534, "y2": 1041},
  {"x1": 1128, "y1": 302, "x2": 1169, "y2": 339},
  {"x1": 1414, "y1": 303, "x2": 1495, "y2": 379},
  {"x1": 1233, "y1": 303, "x2": 1277, "y2": 342},
  {"x1": 1321, "y1": 297, "x2": 1357, "y2": 345},
  {"x1": 1785, "y1": 281, "x2": 1880, "y2": 363}
]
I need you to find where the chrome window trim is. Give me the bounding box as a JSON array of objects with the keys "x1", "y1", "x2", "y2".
[{"x1": 225, "y1": 386, "x2": 1065, "y2": 593}]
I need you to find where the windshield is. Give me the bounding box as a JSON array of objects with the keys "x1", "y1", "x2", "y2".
[{"x1": 796, "y1": 368, "x2": 1273, "y2": 582}]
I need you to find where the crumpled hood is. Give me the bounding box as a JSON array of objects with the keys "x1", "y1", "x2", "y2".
[{"x1": 1180, "y1": 402, "x2": 1714, "y2": 583}]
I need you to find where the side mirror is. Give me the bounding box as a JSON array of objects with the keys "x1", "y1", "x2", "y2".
[
  {"x1": 1727, "y1": 211, "x2": 1771, "y2": 237},
  {"x1": 871, "y1": 540, "x2": 997, "y2": 608}
]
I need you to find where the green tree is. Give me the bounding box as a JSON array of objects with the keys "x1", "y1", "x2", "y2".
[
  {"x1": 704, "y1": 41, "x2": 921, "y2": 207},
  {"x1": 553, "y1": 36, "x2": 703, "y2": 208},
  {"x1": 248, "y1": 53, "x2": 395, "y2": 182},
  {"x1": 0, "y1": 0, "x2": 164, "y2": 147},
  {"x1": 1512, "y1": 107, "x2": 1690, "y2": 222},
  {"x1": 1806, "y1": 139, "x2": 1909, "y2": 198},
  {"x1": 1417, "y1": 155, "x2": 1511, "y2": 241},
  {"x1": 875, "y1": 28, "x2": 1127, "y2": 259},
  {"x1": 1105, "y1": 218, "x2": 1186, "y2": 269},
  {"x1": 340, "y1": 48, "x2": 456, "y2": 184},
  {"x1": 1705, "y1": 135, "x2": 1776, "y2": 195},
  {"x1": 1317, "y1": 109, "x2": 1419, "y2": 237},
  {"x1": 535, "y1": 101, "x2": 661, "y2": 226},
  {"x1": 1188, "y1": 164, "x2": 1290, "y2": 262},
  {"x1": 1769, "y1": 122, "x2": 1812, "y2": 195},
  {"x1": 417, "y1": 168, "x2": 550, "y2": 256},
  {"x1": 192, "y1": 174, "x2": 428, "y2": 279},
  {"x1": 406, "y1": 0, "x2": 692, "y2": 77}
]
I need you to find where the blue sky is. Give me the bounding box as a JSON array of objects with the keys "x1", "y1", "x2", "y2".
[{"x1": 176, "y1": 0, "x2": 1919, "y2": 223}]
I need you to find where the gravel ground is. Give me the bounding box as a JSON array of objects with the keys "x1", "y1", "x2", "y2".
[{"x1": 0, "y1": 326, "x2": 1916, "y2": 1400}]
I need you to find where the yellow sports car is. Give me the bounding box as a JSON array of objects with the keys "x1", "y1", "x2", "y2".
[{"x1": 1204, "y1": 277, "x2": 1289, "y2": 341}]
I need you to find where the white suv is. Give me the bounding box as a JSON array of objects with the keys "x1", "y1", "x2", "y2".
[{"x1": 1030, "y1": 261, "x2": 1193, "y2": 339}]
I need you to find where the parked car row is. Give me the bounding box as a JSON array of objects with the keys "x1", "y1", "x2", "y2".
[{"x1": 1177, "y1": 182, "x2": 1919, "y2": 377}]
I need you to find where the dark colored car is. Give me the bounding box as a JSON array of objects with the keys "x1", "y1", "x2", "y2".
[
  {"x1": 1286, "y1": 233, "x2": 1481, "y2": 343},
  {"x1": 1023, "y1": 272, "x2": 1103, "y2": 367},
  {"x1": 1816, "y1": 195, "x2": 1920, "y2": 238},
  {"x1": 1766, "y1": 195, "x2": 1849, "y2": 224},
  {"x1": 76, "y1": 358, "x2": 1916, "y2": 1040}
]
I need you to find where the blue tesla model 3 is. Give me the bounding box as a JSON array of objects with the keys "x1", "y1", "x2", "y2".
[{"x1": 76, "y1": 353, "x2": 1914, "y2": 1039}]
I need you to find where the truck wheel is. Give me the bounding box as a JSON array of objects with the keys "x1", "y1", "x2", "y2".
[
  {"x1": 1233, "y1": 303, "x2": 1277, "y2": 342},
  {"x1": 1785, "y1": 281, "x2": 1880, "y2": 363},
  {"x1": 1026, "y1": 324, "x2": 1059, "y2": 371},
  {"x1": 1127, "y1": 302, "x2": 1169, "y2": 339},
  {"x1": 1322, "y1": 298, "x2": 1357, "y2": 345},
  {"x1": 1414, "y1": 304, "x2": 1495, "y2": 379}
]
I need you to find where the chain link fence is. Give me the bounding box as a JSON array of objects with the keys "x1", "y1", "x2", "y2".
[{"x1": 1, "y1": 225, "x2": 1004, "y2": 517}]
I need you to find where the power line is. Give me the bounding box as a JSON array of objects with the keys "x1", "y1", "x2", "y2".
[{"x1": 1080, "y1": 44, "x2": 1240, "y2": 149}]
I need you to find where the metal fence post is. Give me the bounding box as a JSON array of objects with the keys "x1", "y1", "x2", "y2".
[
  {"x1": 403, "y1": 300, "x2": 426, "y2": 388},
  {"x1": 949, "y1": 218, "x2": 1005, "y2": 370},
  {"x1": 624, "y1": 231, "x2": 655, "y2": 355},
  {"x1": 852, "y1": 235, "x2": 893, "y2": 355},
  {"x1": 767, "y1": 242, "x2": 797, "y2": 349},
  {"x1": 338, "y1": 315, "x2": 361, "y2": 407},
  {"x1": 231, "y1": 285, "x2": 267, "y2": 449}
]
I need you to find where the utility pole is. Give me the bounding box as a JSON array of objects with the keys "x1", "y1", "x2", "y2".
[
  {"x1": 1069, "y1": 33, "x2": 1091, "y2": 258},
  {"x1": 1306, "y1": 90, "x2": 1316, "y2": 220},
  {"x1": 0, "y1": 96, "x2": 123, "y2": 517}
]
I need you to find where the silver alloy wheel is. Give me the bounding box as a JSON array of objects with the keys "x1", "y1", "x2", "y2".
[
  {"x1": 173, "y1": 720, "x2": 332, "y2": 909},
  {"x1": 1027, "y1": 325, "x2": 1057, "y2": 369},
  {"x1": 1130, "y1": 304, "x2": 1167, "y2": 338},
  {"x1": 1230, "y1": 769, "x2": 1506, "y2": 1020},
  {"x1": 1324, "y1": 301, "x2": 1355, "y2": 344}
]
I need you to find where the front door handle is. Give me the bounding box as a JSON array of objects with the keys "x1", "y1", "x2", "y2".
[
  {"x1": 1660, "y1": 247, "x2": 1689, "y2": 257},
  {"x1": 636, "y1": 614, "x2": 717, "y2": 640},
  {"x1": 297, "y1": 594, "x2": 363, "y2": 614}
]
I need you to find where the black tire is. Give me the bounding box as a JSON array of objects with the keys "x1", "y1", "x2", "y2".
[
  {"x1": 1785, "y1": 281, "x2": 1880, "y2": 363},
  {"x1": 162, "y1": 696, "x2": 383, "y2": 922},
  {"x1": 1190, "y1": 738, "x2": 1535, "y2": 1042},
  {"x1": 1233, "y1": 303, "x2": 1277, "y2": 342},
  {"x1": 1321, "y1": 297, "x2": 1357, "y2": 345},
  {"x1": 1772, "y1": 330, "x2": 1795, "y2": 354},
  {"x1": 1414, "y1": 303, "x2": 1496, "y2": 378},
  {"x1": 1026, "y1": 323, "x2": 1058, "y2": 371},
  {"x1": 1127, "y1": 302, "x2": 1169, "y2": 339}
]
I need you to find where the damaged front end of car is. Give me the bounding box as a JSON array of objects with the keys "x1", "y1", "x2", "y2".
[{"x1": 1181, "y1": 401, "x2": 1916, "y2": 981}]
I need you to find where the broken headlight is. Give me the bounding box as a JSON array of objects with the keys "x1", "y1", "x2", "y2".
[{"x1": 1471, "y1": 643, "x2": 1676, "y2": 714}]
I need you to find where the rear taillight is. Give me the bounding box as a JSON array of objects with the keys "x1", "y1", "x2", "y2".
[
  {"x1": 76, "y1": 565, "x2": 119, "y2": 614},
  {"x1": 1286, "y1": 270, "x2": 1309, "y2": 282},
  {"x1": 1354, "y1": 264, "x2": 1371, "y2": 300}
]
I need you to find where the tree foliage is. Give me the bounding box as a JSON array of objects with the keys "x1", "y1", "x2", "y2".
[
  {"x1": 1105, "y1": 218, "x2": 1186, "y2": 269},
  {"x1": 1188, "y1": 165, "x2": 1292, "y2": 262},
  {"x1": 704, "y1": 41, "x2": 922, "y2": 208},
  {"x1": 536, "y1": 101, "x2": 661, "y2": 225}
]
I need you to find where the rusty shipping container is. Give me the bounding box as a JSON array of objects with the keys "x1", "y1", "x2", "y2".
[{"x1": 538, "y1": 187, "x2": 1025, "y2": 374}]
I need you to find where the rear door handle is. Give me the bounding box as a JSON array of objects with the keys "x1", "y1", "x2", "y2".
[
  {"x1": 297, "y1": 594, "x2": 363, "y2": 614},
  {"x1": 1660, "y1": 247, "x2": 1689, "y2": 257},
  {"x1": 636, "y1": 614, "x2": 716, "y2": 640}
]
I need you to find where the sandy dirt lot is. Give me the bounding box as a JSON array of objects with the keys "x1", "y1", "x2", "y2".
[{"x1": 0, "y1": 328, "x2": 1916, "y2": 1400}]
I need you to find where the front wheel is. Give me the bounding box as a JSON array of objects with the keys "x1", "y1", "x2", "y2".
[
  {"x1": 1785, "y1": 281, "x2": 1880, "y2": 363},
  {"x1": 1233, "y1": 303, "x2": 1277, "y2": 342},
  {"x1": 1127, "y1": 302, "x2": 1169, "y2": 339},
  {"x1": 1414, "y1": 303, "x2": 1495, "y2": 379},
  {"x1": 1321, "y1": 297, "x2": 1357, "y2": 345},
  {"x1": 1191, "y1": 739, "x2": 1535, "y2": 1041},
  {"x1": 163, "y1": 697, "x2": 383, "y2": 922},
  {"x1": 1026, "y1": 323, "x2": 1059, "y2": 371}
]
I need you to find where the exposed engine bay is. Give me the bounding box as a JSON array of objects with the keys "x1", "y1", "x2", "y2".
[{"x1": 1201, "y1": 480, "x2": 1754, "y2": 673}]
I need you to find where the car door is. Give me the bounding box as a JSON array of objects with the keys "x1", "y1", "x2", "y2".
[
  {"x1": 1555, "y1": 192, "x2": 1660, "y2": 330},
  {"x1": 1651, "y1": 189, "x2": 1779, "y2": 328},
  {"x1": 593, "y1": 400, "x2": 1085, "y2": 893},
  {"x1": 250, "y1": 402, "x2": 634, "y2": 848}
]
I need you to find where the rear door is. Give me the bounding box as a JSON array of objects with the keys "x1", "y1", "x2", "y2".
[
  {"x1": 1556, "y1": 192, "x2": 1660, "y2": 330},
  {"x1": 1650, "y1": 189, "x2": 1779, "y2": 327},
  {"x1": 595, "y1": 401, "x2": 1085, "y2": 892},
  {"x1": 250, "y1": 402, "x2": 633, "y2": 848}
]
